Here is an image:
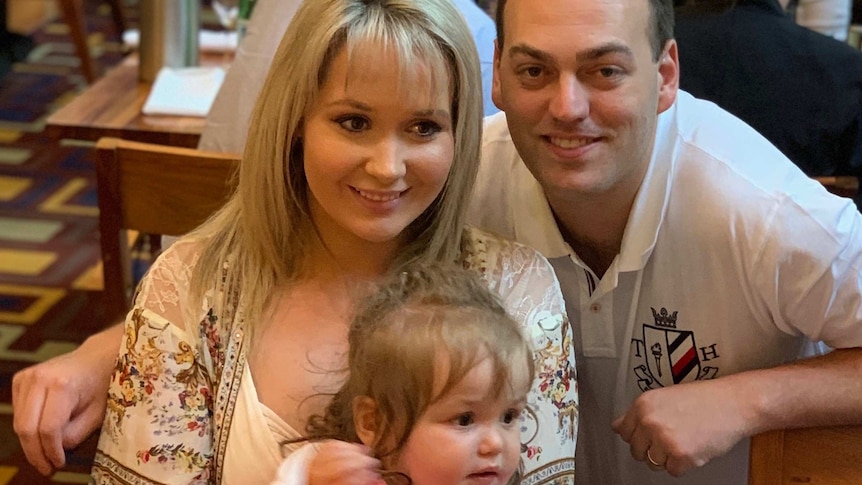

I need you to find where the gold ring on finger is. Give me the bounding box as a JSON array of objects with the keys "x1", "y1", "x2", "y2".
[{"x1": 646, "y1": 448, "x2": 665, "y2": 469}]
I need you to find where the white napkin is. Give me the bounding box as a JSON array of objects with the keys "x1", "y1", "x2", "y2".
[
  {"x1": 142, "y1": 66, "x2": 226, "y2": 117},
  {"x1": 123, "y1": 29, "x2": 238, "y2": 53}
]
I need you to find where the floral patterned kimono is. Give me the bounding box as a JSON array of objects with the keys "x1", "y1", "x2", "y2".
[{"x1": 91, "y1": 226, "x2": 578, "y2": 484}]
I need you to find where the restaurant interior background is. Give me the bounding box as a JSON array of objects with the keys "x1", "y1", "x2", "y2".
[
  {"x1": 2, "y1": 1, "x2": 860, "y2": 484},
  {"x1": 0, "y1": 1, "x2": 140, "y2": 483}
]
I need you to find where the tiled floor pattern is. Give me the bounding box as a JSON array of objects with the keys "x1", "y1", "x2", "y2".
[{"x1": 0, "y1": 2, "x2": 130, "y2": 483}]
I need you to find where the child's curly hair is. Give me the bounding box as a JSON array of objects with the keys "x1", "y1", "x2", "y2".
[{"x1": 305, "y1": 263, "x2": 534, "y2": 480}]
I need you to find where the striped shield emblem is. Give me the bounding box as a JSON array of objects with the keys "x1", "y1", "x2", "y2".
[{"x1": 643, "y1": 325, "x2": 701, "y2": 388}]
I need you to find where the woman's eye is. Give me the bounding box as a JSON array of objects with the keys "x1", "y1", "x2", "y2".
[
  {"x1": 338, "y1": 116, "x2": 369, "y2": 132},
  {"x1": 411, "y1": 121, "x2": 442, "y2": 137},
  {"x1": 455, "y1": 413, "x2": 474, "y2": 427}
]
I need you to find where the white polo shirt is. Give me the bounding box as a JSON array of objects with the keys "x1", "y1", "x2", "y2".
[{"x1": 468, "y1": 91, "x2": 862, "y2": 485}]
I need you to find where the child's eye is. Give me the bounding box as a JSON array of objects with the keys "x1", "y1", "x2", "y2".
[
  {"x1": 502, "y1": 408, "x2": 522, "y2": 424},
  {"x1": 454, "y1": 413, "x2": 474, "y2": 427}
]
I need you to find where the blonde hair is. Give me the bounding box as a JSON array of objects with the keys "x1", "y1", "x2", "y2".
[
  {"x1": 306, "y1": 264, "x2": 534, "y2": 470},
  {"x1": 187, "y1": 0, "x2": 483, "y2": 331}
]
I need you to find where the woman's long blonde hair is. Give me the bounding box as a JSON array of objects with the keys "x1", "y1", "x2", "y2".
[{"x1": 186, "y1": 0, "x2": 483, "y2": 330}]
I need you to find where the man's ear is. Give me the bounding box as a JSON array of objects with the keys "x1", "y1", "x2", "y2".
[
  {"x1": 656, "y1": 39, "x2": 679, "y2": 114},
  {"x1": 352, "y1": 396, "x2": 378, "y2": 447},
  {"x1": 491, "y1": 39, "x2": 503, "y2": 110}
]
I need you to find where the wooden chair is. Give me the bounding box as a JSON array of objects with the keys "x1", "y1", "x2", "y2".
[
  {"x1": 814, "y1": 175, "x2": 859, "y2": 200},
  {"x1": 58, "y1": 0, "x2": 127, "y2": 83},
  {"x1": 95, "y1": 137, "x2": 240, "y2": 322},
  {"x1": 749, "y1": 426, "x2": 862, "y2": 484}
]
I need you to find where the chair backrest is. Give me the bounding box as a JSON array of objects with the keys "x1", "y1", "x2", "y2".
[
  {"x1": 96, "y1": 137, "x2": 240, "y2": 322},
  {"x1": 813, "y1": 175, "x2": 859, "y2": 200},
  {"x1": 749, "y1": 426, "x2": 862, "y2": 484}
]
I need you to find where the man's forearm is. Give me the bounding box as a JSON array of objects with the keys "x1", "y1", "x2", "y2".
[
  {"x1": 79, "y1": 322, "x2": 124, "y2": 365},
  {"x1": 733, "y1": 347, "x2": 862, "y2": 435}
]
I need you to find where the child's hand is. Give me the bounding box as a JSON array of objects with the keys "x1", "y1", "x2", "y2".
[{"x1": 308, "y1": 440, "x2": 385, "y2": 485}]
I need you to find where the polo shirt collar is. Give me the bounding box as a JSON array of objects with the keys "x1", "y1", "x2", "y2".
[
  {"x1": 614, "y1": 100, "x2": 677, "y2": 273},
  {"x1": 509, "y1": 161, "x2": 574, "y2": 259}
]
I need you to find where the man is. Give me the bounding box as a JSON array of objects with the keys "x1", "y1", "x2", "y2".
[
  {"x1": 675, "y1": 0, "x2": 862, "y2": 209},
  {"x1": 469, "y1": 0, "x2": 862, "y2": 483}
]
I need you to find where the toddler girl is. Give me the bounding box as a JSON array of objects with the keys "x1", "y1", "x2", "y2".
[{"x1": 273, "y1": 264, "x2": 535, "y2": 485}]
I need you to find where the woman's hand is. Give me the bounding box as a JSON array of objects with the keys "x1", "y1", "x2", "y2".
[
  {"x1": 308, "y1": 440, "x2": 385, "y2": 485},
  {"x1": 12, "y1": 324, "x2": 122, "y2": 475}
]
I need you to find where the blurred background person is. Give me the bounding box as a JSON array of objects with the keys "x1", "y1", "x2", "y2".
[
  {"x1": 675, "y1": 0, "x2": 862, "y2": 209},
  {"x1": 784, "y1": 0, "x2": 852, "y2": 41}
]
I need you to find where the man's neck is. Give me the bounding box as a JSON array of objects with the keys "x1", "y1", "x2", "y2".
[{"x1": 548, "y1": 188, "x2": 637, "y2": 279}]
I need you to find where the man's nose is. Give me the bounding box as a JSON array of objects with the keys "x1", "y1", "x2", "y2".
[{"x1": 549, "y1": 73, "x2": 589, "y2": 122}]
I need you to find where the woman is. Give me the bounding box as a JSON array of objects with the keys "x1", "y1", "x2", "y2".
[{"x1": 18, "y1": 1, "x2": 577, "y2": 483}]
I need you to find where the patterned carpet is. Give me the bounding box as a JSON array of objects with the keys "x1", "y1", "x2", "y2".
[{"x1": 0, "y1": 2, "x2": 130, "y2": 483}]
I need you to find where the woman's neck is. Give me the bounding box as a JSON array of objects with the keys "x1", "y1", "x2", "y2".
[{"x1": 305, "y1": 230, "x2": 403, "y2": 281}]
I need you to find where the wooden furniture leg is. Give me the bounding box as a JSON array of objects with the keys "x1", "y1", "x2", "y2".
[
  {"x1": 57, "y1": 0, "x2": 97, "y2": 83},
  {"x1": 57, "y1": 0, "x2": 128, "y2": 84},
  {"x1": 107, "y1": 0, "x2": 127, "y2": 37}
]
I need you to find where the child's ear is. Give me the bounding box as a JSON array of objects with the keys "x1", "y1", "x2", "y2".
[{"x1": 352, "y1": 396, "x2": 378, "y2": 446}]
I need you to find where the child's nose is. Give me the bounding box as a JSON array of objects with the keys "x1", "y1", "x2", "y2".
[{"x1": 478, "y1": 426, "x2": 505, "y2": 456}]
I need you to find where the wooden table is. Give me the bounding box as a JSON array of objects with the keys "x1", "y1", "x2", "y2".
[
  {"x1": 45, "y1": 53, "x2": 212, "y2": 148},
  {"x1": 749, "y1": 426, "x2": 862, "y2": 484}
]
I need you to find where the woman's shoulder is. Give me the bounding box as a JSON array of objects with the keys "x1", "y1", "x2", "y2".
[
  {"x1": 132, "y1": 236, "x2": 209, "y2": 324},
  {"x1": 145, "y1": 237, "x2": 208, "y2": 284},
  {"x1": 459, "y1": 225, "x2": 560, "y2": 296},
  {"x1": 146, "y1": 236, "x2": 206, "y2": 279},
  {"x1": 460, "y1": 225, "x2": 553, "y2": 272}
]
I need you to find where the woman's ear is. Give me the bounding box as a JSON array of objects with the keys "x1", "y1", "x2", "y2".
[{"x1": 352, "y1": 396, "x2": 378, "y2": 447}]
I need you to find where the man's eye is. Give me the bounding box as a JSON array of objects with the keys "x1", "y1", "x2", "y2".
[
  {"x1": 599, "y1": 67, "x2": 622, "y2": 78},
  {"x1": 338, "y1": 116, "x2": 369, "y2": 132},
  {"x1": 524, "y1": 66, "x2": 543, "y2": 78}
]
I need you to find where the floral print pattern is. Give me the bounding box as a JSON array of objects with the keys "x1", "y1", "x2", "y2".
[{"x1": 92, "y1": 227, "x2": 577, "y2": 484}]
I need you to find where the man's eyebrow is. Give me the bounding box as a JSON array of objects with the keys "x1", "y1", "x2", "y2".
[
  {"x1": 507, "y1": 41, "x2": 635, "y2": 65},
  {"x1": 508, "y1": 44, "x2": 556, "y2": 65},
  {"x1": 576, "y1": 42, "x2": 635, "y2": 63}
]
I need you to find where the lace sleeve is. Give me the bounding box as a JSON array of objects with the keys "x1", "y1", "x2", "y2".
[
  {"x1": 92, "y1": 242, "x2": 216, "y2": 484},
  {"x1": 462, "y1": 227, "x2": 578, "y2": 484}
]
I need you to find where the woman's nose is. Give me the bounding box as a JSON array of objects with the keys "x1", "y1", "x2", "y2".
[{"x1": 365, "y1": 135, "x2": 407, "y2": 182}]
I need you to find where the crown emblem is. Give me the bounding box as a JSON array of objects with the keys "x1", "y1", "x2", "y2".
[{"x1": 651, "y1": 307, "x2": 678, "y2": 328}]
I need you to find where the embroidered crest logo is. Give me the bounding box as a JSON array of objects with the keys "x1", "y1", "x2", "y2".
[{"x1": 631, "y1": 307, "x2": 719, "y2": 392}]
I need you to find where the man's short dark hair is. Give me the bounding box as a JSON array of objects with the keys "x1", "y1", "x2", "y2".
[{"x1": 495, "y1": 0, "x2": 675, "y2": 61}]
